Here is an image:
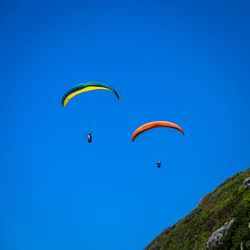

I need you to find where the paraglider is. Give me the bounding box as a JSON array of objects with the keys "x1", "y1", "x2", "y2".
[
  {"x1": 61, "y1": 82, "x2": 120, "y2": 107},
  {"x1": 131, "y1": 121, "x2": 184, "y2": 141},
  {"x1": 131, "y1": 121, "x2": 184, "y2": 167},
  {"x1": 61, "y1": 82, "x2": 120, "y2": 143}
]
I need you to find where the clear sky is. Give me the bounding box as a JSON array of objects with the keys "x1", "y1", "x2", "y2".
[{"x1": 1, "y1": 1, "x2": 250, "y2": 249}]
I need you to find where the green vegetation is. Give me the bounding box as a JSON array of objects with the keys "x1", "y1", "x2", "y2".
[{"x1": 146, "y1": 168, "x2": 250, "y2": 250}]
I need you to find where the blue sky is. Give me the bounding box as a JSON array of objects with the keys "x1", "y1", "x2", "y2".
[{"x1": 1, "y1": 0, "x2": 250, "y2": 249}]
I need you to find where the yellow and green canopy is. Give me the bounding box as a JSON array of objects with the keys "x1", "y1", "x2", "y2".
[{"x1": 61, "y1": 82, "x2": 120, "y2": 107}]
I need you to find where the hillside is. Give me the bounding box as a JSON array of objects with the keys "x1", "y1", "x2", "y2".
[{"x1": 145, "y1": 168, "x2": 250, "y2": 249}]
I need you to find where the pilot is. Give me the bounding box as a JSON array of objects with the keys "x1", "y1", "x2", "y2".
[
  {"x1": 87, "y1": 133, "x2": 92, "y2": 143},
  {"x1": 157, "y1": 161, "x2": 161, "y2": 168}
]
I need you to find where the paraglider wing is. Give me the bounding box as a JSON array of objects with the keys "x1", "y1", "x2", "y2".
[
  {"x1": 131, "y1": 121, "x2": 184, "y2": 141},
  {"x1": 61, "y1": 82, "x2": 120, "y2": 107}
]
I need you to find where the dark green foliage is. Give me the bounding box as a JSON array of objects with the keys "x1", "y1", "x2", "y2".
[{"x1": 145, "y1": 168, "x2": 250, "y2": 250}]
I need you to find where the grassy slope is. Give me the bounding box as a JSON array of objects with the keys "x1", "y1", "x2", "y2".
[{"x1": 146, "y1": 168, "x2": 250, "y2": 250}]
